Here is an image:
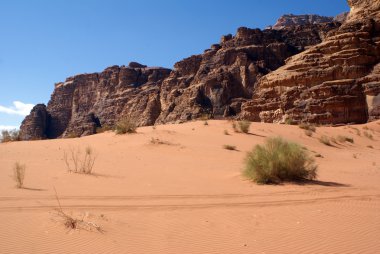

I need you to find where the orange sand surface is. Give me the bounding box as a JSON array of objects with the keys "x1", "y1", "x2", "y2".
[{"x1": 1, "y1": 120, "x2": 380, "y2": 253}]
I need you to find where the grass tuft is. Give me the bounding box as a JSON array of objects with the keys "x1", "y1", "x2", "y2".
[
  {"x1": 319, "y1": 135, "x2": 332, "y2": 146},
  {"x1": 13, "y1": 162, "x2": 26, "y2": 188},
  {"x1": 337, "y1": 135, "x2": 354, "y2": 143},
  {"x1": 115, "y1": 117, "x2": 137, "y2": 134}
]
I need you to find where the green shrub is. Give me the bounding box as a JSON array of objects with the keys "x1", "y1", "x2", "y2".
[
  {"x1": 115, "y1": 117, "x2": 137, "y2": 134},
  {"x1": 244, "y1": 137, "x2": 317, "y2": 184}
]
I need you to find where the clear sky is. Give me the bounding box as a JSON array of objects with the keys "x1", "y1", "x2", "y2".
[{"x1": 0, "y1": 0, "x2": 349, "y2": 129}]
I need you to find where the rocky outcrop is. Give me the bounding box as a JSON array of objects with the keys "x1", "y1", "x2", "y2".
[
  {"x1": 156, "y1": 23, "x2": 340, "y2": 123},
  {"x1": 23, "y1": 63, "x2": 171, "y2": 139},
  {"x1": 241, "y1": 0, "x2": 380, "y2": 124},
  {"x1": 19, "y1": 104, "x2": 49, "y2": 140},
  {"x1": 21, "y1": 19, "x2": 341, "y2": 140},
  {"x1": 272, "y1": 14, "x2": 334, "y2": 30}
]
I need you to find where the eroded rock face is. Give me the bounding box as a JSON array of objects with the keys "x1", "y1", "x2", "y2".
[
  {"x1": 21, "y1": 20, "x2": 340, "y2": 140},
  {"x1": 31, "y1": 63, "x2": 171, "y2": 139},
  {"x1": 272, "y1": 14, "x2": 334, "y2": 30},
  {"x1": 156, "y1": 23, "x2": 340, "y2": 123},
  {"x1": 241, "y1": 0, "x2": 380, "y2": 124},
  {"x1": 19, "y1": 104, "x2": 49, "y2": 140}
]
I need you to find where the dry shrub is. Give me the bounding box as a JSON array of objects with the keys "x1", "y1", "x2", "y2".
[
  {"x1": 150, "y1": 138, "x2": 173, "y2": 145},
  {"x1": 63, "y1": 146, "x2": 96, "y2": 174},
  {"x1": 304, "y1": 129, "x2": 313, "y2": 137},
  {"x1": 299, "y1": 123, "x2": 316, "y2": 132},
  {"x1": 115, "y1": 117, "x2": 137, "y2": 134},
  {"x1": 54, "y1": 188, "x2": 103, "y2": 233},
  {"x1": 13, "y1": 162, "x2": 26, "y2": 188},
  {"x1": 244, "y1": 137, "x2": 317, "y2": 184},
  {"x1": 337, "y1": 135, "x2": 354, "y2": 143},
  {"x1": 223, "y1": 144, "x2": 237, "y2": 151},
  {"x1": 96, "y1": 125, "x2": 112, "y2": 134},
  {"x1": 224, "y1": 130, "x2": 229, "y2": 135},
  {"x1": 319, "y1": 135, "x2": 332, "y2": 146},
  {"x1": 231, "y1": 120, "x2": 251, "y2": 133},
  {"x1": 363, "y1": 131, "x2": 374, "y2": 140},
  {"x1": 1, "y1": 129, "x2": 20, "y2": 143},
  {"x1": 204, "y1": 121, "x2": 209, "y2": 126}
]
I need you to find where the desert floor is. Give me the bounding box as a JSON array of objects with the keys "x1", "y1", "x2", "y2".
[{"x1": 1, "y1": 120, "x2": 380, "y2": 254}]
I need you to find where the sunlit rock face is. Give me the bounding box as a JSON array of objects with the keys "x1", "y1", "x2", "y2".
[{"x1": 241, "y1": 0, "x2": 380, "y2": 124}]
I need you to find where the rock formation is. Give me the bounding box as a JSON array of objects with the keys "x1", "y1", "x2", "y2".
[
  {"x1": 272, "y1": 14, "x2": 334, "y2": 30},
  {"x1": 20, "y1": 0, "x2": 380, "y2": 140},
  {"x1": 241, "y1": 0, "x2": 380, "y2": 124}
]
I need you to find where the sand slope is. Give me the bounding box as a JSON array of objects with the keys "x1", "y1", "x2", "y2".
[{"x1": 1, "y1": 120, "x2": 380, "y2": 253}]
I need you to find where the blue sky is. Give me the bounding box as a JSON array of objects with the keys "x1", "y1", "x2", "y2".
[{"x1": 0, "y1": 0, "x2": 349, "y2": 129}]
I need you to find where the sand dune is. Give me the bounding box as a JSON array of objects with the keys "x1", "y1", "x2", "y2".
[{"x1": 1, "y1": 120, "x2": 380, "y2": 253}]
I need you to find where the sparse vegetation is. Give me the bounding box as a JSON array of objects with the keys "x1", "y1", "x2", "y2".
[
  {"x1": 224, "y1": 130, "x2": 229, "y2": 135},
  {"x1": 232, "y1": 121, "x2": 238, "y2": 132},
  {"x1": 244, "y1": 137, "x2": 317, "y2": 184},
  {"x1": 304, "y1": 129, "x2": 313, "y2": 137},
  {"x1": 96, "y1": 125, "x2": 112, "y2": 134},
  {"x1": 299, "y1": 123, "x2": 316, "y2": 132},
  {"x1": 315, "y1": 154, "x2": 323, "y2": 158},
  {"x1": 367, "y1": 145, "x2": 374, "y2": 149},
  {"x1": 1, "y1": 129, "x2": 20, "y2": 143},
  {"x1": 13, "y1": 162, "x2": 26, "y2": 188},
  {"x1": 363, "y1": 131, "x2": 374, "y2": 140},
  {"x1": 204, "y1": 121, "x2": 209, "y2": 126},
  {"x1": 150, "y1": 138, "x2": 173, "y2": 145},
  {"x1": 284, "y1": 117, "x2": 296, "y2": 125},
  {"x1": 115, "y1": 117, "x2": 137, "y2": 134},
  {"x1": 63, "y1": 146, "x2": 96, "y2": 174},
  {"x1": 223, "y1": 144, "x2": 237, "y2": 151},
  {"x1": 54, "y1": 188, "x2": 103, "y2": 232},
  {"x1": 337, "y1": 135, "x2": 354, "y2": 143},
  {"x1": 238, "y1": 120, "x2": 251, "y2": 134},
  {"x1": 319, "y1": 135, "x2": 332, "y2": 146}
]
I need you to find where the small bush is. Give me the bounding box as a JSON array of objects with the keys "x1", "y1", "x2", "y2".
[
  {"x1": 367, "y1": 145, "x2": 374, "y2": 149},
  {"x1": 299, "y1": 123, "x2": 316, "y2": 132},
  {"x1": 1, "y1": 129, "x2": 20, "y2": 143},
  {"x1": 304, "y1": 129, "x2": 313, "y2": 137},
  {"x1": 96, "y1": 125, "x2": 112, "y2": 134},
  {"x1": 232, "y1": 122, "x2": 239, "y2": 132},
  {"x1": 13, "y1": 162, "x2": 26, "y2": 188},
  {"x1": 238, "y1": 120, "x2": 251, "y2": 134},
  {"x1": 244, "y1": 137, "x2": 317, "y2": 184},
  {"x1": 223, "y1": 144, "x2": 237, "y2": 151},
  {"x1": 337, "y1": 135, "x2": 354, "y2": 143},
  {"x1": 224, "y1": 130, "x2": 229, "y2": 135},
  {"x1": 115, "y1": 117, "x2": 137, "y2": 134},
  {"x1": 363, "y1": 131, "x2": 373, "y2": 140},
  {"x1": 204, "y1": 121, "x2": 209, "y2": 126},
  {"x1": 319, "y1": 135, "x2": 332, "y2": 146}
]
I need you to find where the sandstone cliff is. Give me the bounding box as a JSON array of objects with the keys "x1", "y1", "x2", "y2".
[
  {"x1": 241, "y1": 0, "x2": 380, "y2": 124},
  {"x1": 272, "y1": 14, "x2": 334, "y2": 30},
  {"x1": 20, "y1": 1, "x2": 380, "y2": 140}
]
